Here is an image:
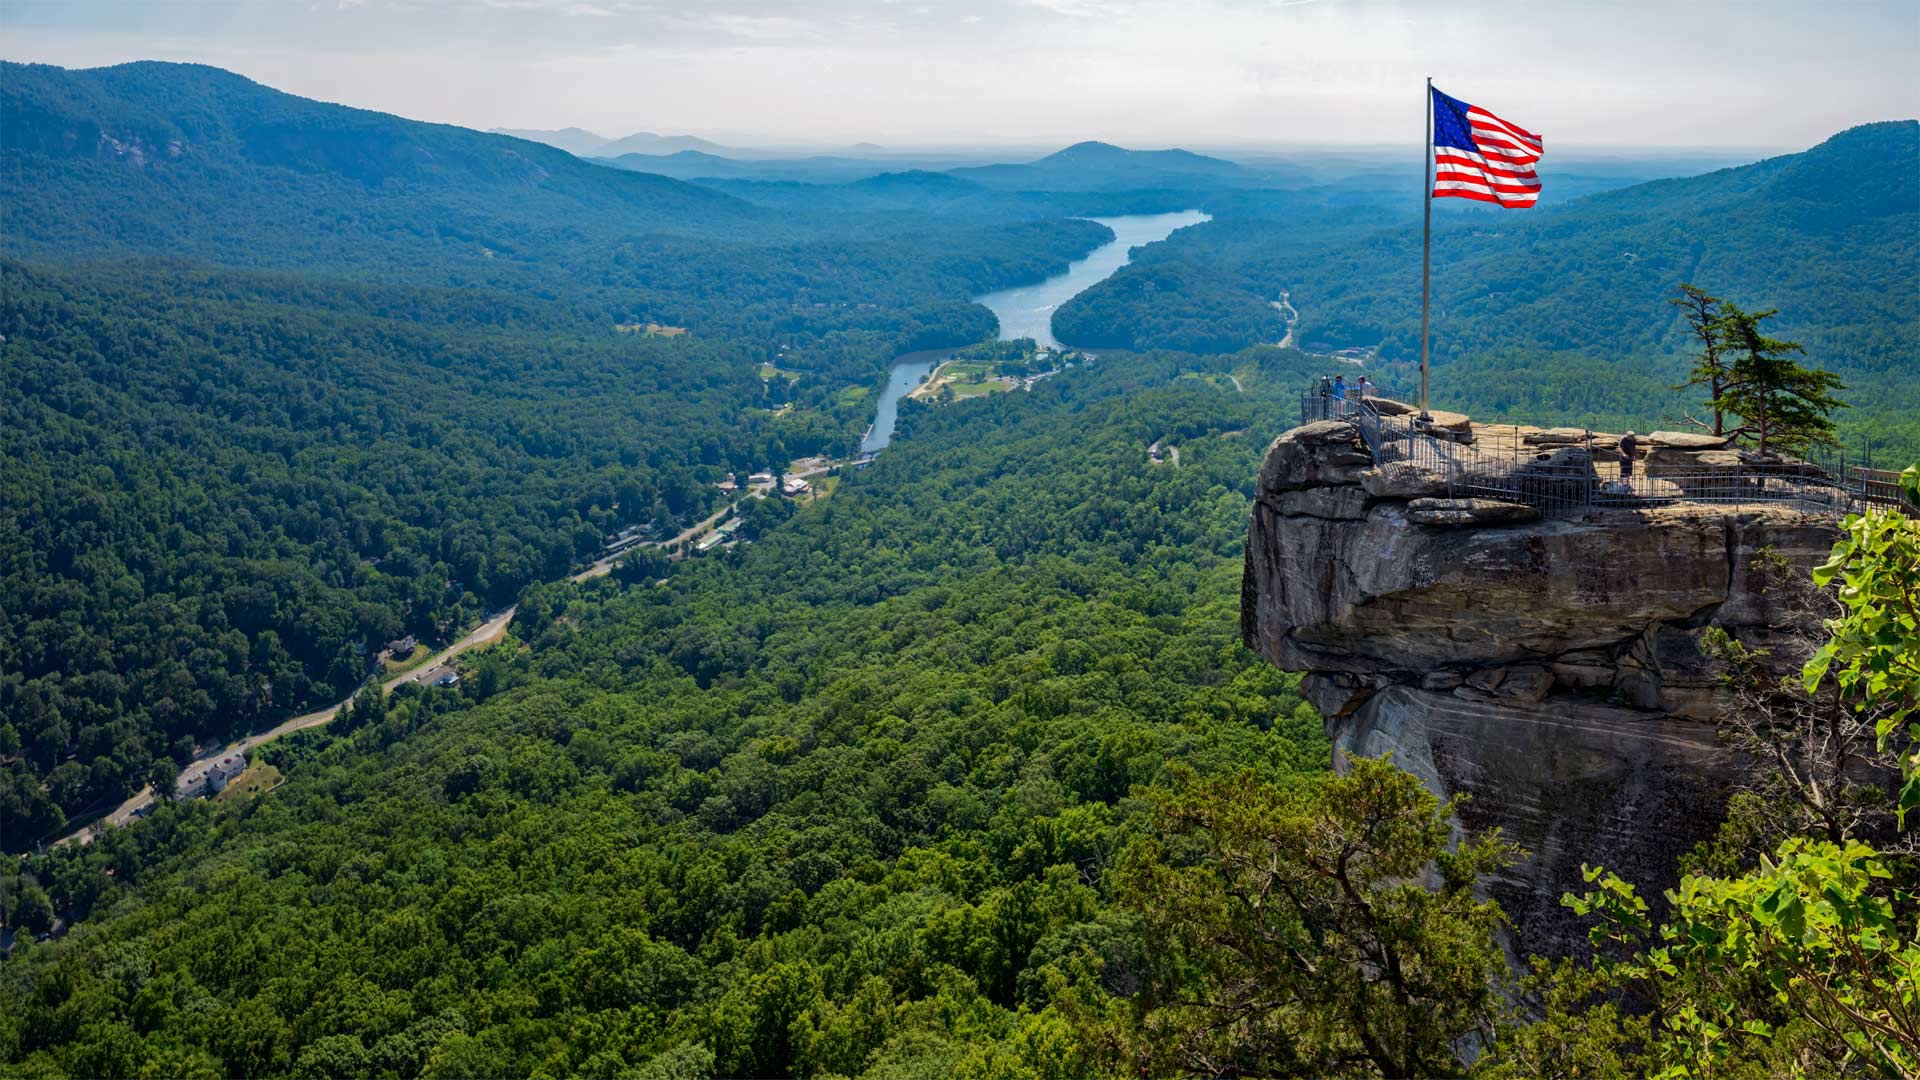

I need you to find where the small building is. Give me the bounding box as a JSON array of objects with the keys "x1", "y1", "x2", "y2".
[
  {"x1": 177, "y1": 752, "x2": 248, "y2": 799},
  {"x1": 695, "y1": 532, "x2": 725, "y2": 552},
  {"x1": 781, "y1": 477, "x2": 811, "y2": 497},
  {"x1": 435, "y1": 672, "x2": 460, "y2": 688},
  {"x1": 386, "y1": 636, "x2": 417, "y2": 659},
  {"x1": 749, "y1": 471, "x2": 775, "y2": 485}
]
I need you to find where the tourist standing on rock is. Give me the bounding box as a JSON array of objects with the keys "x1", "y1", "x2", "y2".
[
  {"x1": 1333, "y1": 375, "x2": 1347, "y2": 401},
  {"x1": 1620, "y1": 431, "x2": 1639, "y2": 479},
  {"x1": 1358, "y1": 376, "x2": 1374, "y2": 400}
]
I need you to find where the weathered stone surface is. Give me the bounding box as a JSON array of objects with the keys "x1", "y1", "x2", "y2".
[
  {"x1": 1359, "y1": 461, "x2": 1450, "y2": 500},
  {"x1": 1645, "y1": 446, "x2": 1745, "y2": 476},
  {"x1": 1273, "y1": 485, "x2": 1371, "y2": 520},
  {"x1": 1256, "y1": 421, "x2": 1362, "y2": 493},
  {"x1": 1242, "y1": 419, "x2": 1843, "y2": 959},
  {"x1": 1523, "y1": 426, "x2": 1610, "y2": 448},
  {"x1": 1331, "y1": 687, "x2": 1740, "y2": 956},
  {"x1": 1406, "y1": 497, "x2": 1542, "y2": 527},
  {"x1": 1418, "y1": 409, "x2": 1473, "y2": 433},
  {"x1": 1301, "y1": 671, "x2": 1381, "y2": 719},
  {"x1": 1649, "y1": 430, "x2": 1733, "y2": 449}
]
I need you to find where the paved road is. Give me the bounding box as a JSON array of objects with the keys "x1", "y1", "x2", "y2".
[
  {"x1": 59, "y1": 607, "x2": 520, "y2": 847},
  {"x1": 571, "y1": 479, "x2": 777, "y2": 582},
  {"x1": 1272, "y1": 290, "x2": 1300, "y2": 350},
  {"x1": 56, "y1": 469, "x2": 822, "y2": 848}
]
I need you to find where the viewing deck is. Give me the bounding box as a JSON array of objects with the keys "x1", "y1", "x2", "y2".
[{"x1": 1299, "y1": 388, "x2": 1904, "y2": 519}]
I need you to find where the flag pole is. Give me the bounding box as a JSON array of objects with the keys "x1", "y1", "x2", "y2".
[{"x1": 1419, "y1": 76, "x2": 1432, "y2": 420}]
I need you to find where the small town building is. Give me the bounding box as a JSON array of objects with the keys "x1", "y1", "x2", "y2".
[
  {"x1": 177, "y1": 752, "x2": 248, "y2": 799},
  {"x1": 387, "y1": 635, "x2": 417, "y2": 658},
  {"x1": 695, "y1": 532, "x2": 725, "y2": 552},
  {"x1": 781, "y1": 477, "x2": 810, "y2": 497}
]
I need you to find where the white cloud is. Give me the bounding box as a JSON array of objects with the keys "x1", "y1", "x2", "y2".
[{"x1": 3, "y1": 0, "x2": 1911, "y2": 147}]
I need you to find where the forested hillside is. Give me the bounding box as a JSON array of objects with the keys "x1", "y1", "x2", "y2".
[
  {"x1": 0, "y1": 351, "x2": 1329, "y2": 1077},
  {"x1": 3, "y1": 54, "x2": 1915, "y2": 1079},
  {"x1": 1056, "y1": 121, "x2": 1920, "y2": 455},
  {"x1": 0, "y1": 258, "x2": 893, "y2": 846},
  {"x1": 0, "y1": 61, "x2": 1116, "y2": 341},
  {"x1": 0, "y1": 64, "x2": 1141, "y2": 847}
]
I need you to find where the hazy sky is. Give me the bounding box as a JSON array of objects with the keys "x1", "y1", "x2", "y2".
[{"x1": 4, "y1": 0, "x2": 1915, "y2": 149}]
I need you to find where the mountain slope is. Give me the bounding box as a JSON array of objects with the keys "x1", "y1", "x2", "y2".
[
  {"x1": 0, "y1": 61, "x2": 768, "y2": 270},
  {"x1": 594, "y1": 130, "x2": 735, "y2": 157},
  {"x1": 1055, "y1": 121, "x2": 1918, "y2": 451},
  {"x1": 952, "y1": 140, "x2": 1307, "y2": 192},
  {"x1": 1288, "y1": 120, "x2": 1918, "y2": 369},
  {"x1": 488, "y1": 125, "x2": 611, "y2": 156}
]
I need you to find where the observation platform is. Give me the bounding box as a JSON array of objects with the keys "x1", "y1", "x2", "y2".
[{"x1": 1297, "y1": 386, "x2": 1893, "y2": 519}]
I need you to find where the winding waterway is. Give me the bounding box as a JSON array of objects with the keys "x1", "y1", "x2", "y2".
[{"x1": 860, "y1": 209, "x2": 1208, "y2": 453}]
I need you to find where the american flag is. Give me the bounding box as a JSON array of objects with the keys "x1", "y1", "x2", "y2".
[{"x1": 1431, "y1": 86, "x2": 1543, "y2": 208}]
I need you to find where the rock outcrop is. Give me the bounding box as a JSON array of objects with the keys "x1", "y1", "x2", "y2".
[{"x1": 1242, "y1": 420, "x2": 1841, "y2": 957}]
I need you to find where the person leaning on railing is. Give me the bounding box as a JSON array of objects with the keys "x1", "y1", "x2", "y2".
[{"x1": 1619, "y1": 431, "x2": 1639, "y2": 479}]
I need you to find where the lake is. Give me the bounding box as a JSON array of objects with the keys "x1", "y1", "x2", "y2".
[
  {"x1": 974, "y1": 209, "x2": 1210, "y2": 349},
  {"x1": 860, "y1": 209, "x2": 1208, "y2": 453}
]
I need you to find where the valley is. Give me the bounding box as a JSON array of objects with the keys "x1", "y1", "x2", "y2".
[{"x1": 0, "y1": 49, "x2": 1914, "y2": 1080}]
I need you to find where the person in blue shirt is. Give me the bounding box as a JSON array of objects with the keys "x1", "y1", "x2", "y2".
[{"x1": 1333, "y1": 375, "x2": 1347, "y2": 401}]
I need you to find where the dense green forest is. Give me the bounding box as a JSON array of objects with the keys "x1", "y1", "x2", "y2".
[
  {"x1": 4, "y1": 58, "x2": 1916, "y2": 1077},
  {"x1": 0, "y1": 61, "x2": 1138, "y2": 847},
  {"x1": 0, "y1": 258, "x2": 999, "y2": 847},
  {"x1": 1054, "y1": 121, "x2": 1920, "y2": 457},
  {"x1": 0, "y1": 350, "x2": 1331, "y2": 1076}
]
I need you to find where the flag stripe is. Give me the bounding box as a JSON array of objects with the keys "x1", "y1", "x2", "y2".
[
  {"x1": 1434, "y1": 171, "x2": 1540, "y2": 193},
  {"x1": 1432, "y1": 186, "x2": 1537, "y2": 206},
  {"x1": 1433, "y1": 151, "x2": 1539, "y2": 180},
  {"x1": 1431, "y1": 85, "x2": 1543, "y2": 209},
  {"x1": 1467, "y1": 106, "x2": 1542, "y2": 149},
  {"x1": 1433, "y1": 183, "x2": 1539, "y2": 207}
]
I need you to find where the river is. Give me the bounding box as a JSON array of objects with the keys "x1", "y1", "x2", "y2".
[{"x1": 860, "y1": 209, "x2": 1208, "y2": 453}]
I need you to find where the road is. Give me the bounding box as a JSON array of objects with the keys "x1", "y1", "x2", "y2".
[
  {"x1": 1272, "y1": 290, "x2": 1300, "y2": 350},
  {"x1": 1148, "y1": 438, "x2": 1181, "y2": 467},
  {"x1": 57, "y1": 464, "x2": 833, "y2": 848},
  {"x1": 60, "y1": 607, "x2": 522, "y2": 846}
]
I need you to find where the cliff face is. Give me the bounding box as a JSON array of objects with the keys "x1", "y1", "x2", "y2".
[{"x1": 1242, "y1": 420, "x2": 1840, "y2": 956}]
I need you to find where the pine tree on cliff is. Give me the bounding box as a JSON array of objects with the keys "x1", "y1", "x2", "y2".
[
  {"x1": 1670, "y1": 284, "x2": 1734, "y2": 436},
  {"x1": 1715, "y1": 303, "x2": 1846, "y2": 455}
]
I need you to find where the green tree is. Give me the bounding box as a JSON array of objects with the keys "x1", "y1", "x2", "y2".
[
  {"x1": 1670, "y1": 283, "x2": 1734, "y2": 436},
  {"x1": 1099, "y1": 758, "x2": 1518, "y2": 1078},
  {"x1": 13, "y1": 883, "x2": 55, "y2": 934},
  {"x1": 1717, "y1": 304, "x2": 1847, "y2": 454},
  {"x1": 1805, "y1": 463, "x2": 1920, "y2": 827},
  {"x1": 146, "y1": 757, "x2": 180, "y2": 799},
  {"x1": 1559, "y1": 839, "x2": 1919, "y2": 1078}
]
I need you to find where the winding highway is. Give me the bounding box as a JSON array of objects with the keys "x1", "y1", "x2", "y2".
[{"x1": 54, "y1": 466, "x2": 843, "y2": 848}]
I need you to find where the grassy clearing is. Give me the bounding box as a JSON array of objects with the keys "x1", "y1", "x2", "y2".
[
  {"x1": 758, "y1": 363, "x2": 804, "y2": 381},
  {"x1": 381, "y1": 645, "x2": 442, "y2": 681},
  {"x1": 212, "y1": 763, "x2": 285, "y2": 805},
  {"x1": 948, "y1": 380, "x2": 1009, "y2": 399}
]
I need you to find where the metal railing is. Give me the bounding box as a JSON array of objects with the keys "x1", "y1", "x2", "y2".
[
  {"x1": 1851, "y1": 467, "x2": 1917, "y2": 515},
  {"x1": 1296, "y1": 385, "x2": 1873, "y2": 518}
]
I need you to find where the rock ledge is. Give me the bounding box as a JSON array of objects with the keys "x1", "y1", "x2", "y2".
[{"x1": 1242, "y1": 420, "x2": 1840, "y2": 956}]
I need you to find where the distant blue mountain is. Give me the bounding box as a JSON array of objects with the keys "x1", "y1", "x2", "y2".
[{"x1": 0, "y1": 61, "x2": 766, "y2": 268}]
